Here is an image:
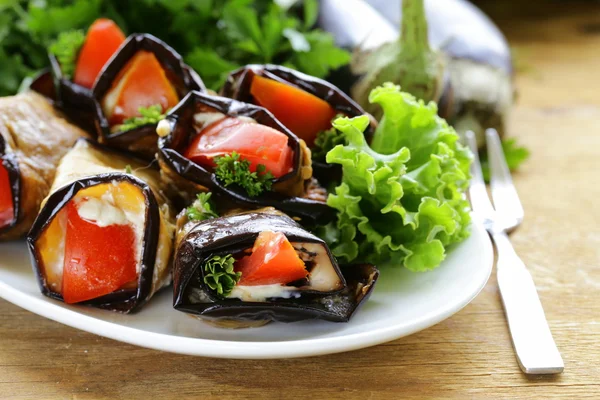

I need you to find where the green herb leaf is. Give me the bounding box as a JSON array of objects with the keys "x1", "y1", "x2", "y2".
[
  {"x1": 322, "y1": 83, "x2": 472, "y2": 271},
  {"x1": 186, "y1": 192, "x2": 219, "y2": 221},
  {"x1": 480, "y1": 137, "x2": 530, "y2": 182},
  {"x1": 125, "y1": 164, "x2": 133, "y2": 174},
  {"x1": 203, "y1": 254, "x2": 241, "y2": 297},
  {"x1": 117, "y1": 104, "x2": 166, "y2": 132},
  {"x1": 214, "y1": 152, "x2": 274, "y2": 197},
  {"x1": 312, "y1": 123, "x2": 346, "y2": 162},
  {"x1": 49, "y1": 30, "x2": 85, "y2": 79}
]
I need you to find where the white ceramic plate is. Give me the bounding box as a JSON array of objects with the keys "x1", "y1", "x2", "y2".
[{"x1": 0, "y1": 221, "x2": 492, "y2": 359}]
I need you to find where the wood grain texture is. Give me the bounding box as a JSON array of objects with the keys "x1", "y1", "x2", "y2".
[{"x1": 1, "y1": 1, "x2": 600, "y2": 399}]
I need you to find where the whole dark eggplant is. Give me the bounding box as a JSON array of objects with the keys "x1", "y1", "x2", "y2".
[{"x1": 318, "y1": 0, "x2": 513, "y2": 141}]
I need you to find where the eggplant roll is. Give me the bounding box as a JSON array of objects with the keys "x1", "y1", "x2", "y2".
[
  {"x1": 0, "y1": 92, "x2": 89, "y2": 240},
  {"x1": 157, "y1": 91, "x2": 335, "y2": 224},
  {"x1": 91, "y1": 33, "x2": 205, "y2": 159},
  {"x1": 49, "y1": 19, "x2": 128, "y2": 133},
  {"x1": 27, "y1": 139, "x2": 175, "y2": 313},
  {"x1": 221, "y1": 64, "x2": 376, "y2": 183},
  {"x1": 173, "y1": 209, "x2": 379, "y2": 327}
]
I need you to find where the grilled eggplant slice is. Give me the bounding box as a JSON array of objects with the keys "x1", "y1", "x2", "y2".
[
  {"x1": 27, "y1": 139, "x2": 175, "y2": 313},
  {"x1": 157, "y1": 91, "x2": 334, "y2": 224},
  {"x1": 0, "y1": 92, "x2": 89, "y2": 241},
  {"x1": 221, "y1": 64, "x2": 376, "y2": 183},
  {"x1": 92, "y1": 34, "x2": 205, "y2": 159},
  {"x1": 173, "y1": 209, "x2": 379, "y2": 327}
]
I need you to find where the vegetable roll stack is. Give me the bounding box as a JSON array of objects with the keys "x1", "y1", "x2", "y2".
[
  {"x1": 27, "y1": 140, "x2": 175, "y2": 312},
  {"x1": 92, "y1": 34, "x2": 205, "y2": 159},
  {"x1": 49, "y1": 18, "x2": 127, "y2": 132},
  {"x1": 220, "y1": 64, "x2": 376, "y2": 183},
  {"x1": 0, "y1": 92, "x2": 89, "y2": 240},
  {"x1": 157, "y1": 91, "x2": 335, "y2": 224},
  {"x1": 173, "y1": 209, "x2": 379, "y2": 327}
]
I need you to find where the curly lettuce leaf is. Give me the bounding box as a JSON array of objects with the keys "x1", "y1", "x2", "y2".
[{"x1": 324, "y1": 83, "x2": 472, "y2": 271}]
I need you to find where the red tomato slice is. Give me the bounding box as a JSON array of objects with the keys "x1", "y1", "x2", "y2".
[
  {"x1": 73, "y1": 18, "x2": 126, "y2": 89},
  {"x1": 250, "y1": 75, "x2": 336, "y2": 146},
  {"x1": 61, "y1": 200, "x2": 138, "y2": 304},
  {"x1": 103, "y1": 50, "x2": 179, "y2": 126},
  {"x1": 184, "y1": 117, "x2": 294, "y2": 178},
  {"x1": 235, "y1": 231, "x2": 307, "y2": 286},
  {"x1": 0, "y1": 161, "x2": 14, "y2": 229}
]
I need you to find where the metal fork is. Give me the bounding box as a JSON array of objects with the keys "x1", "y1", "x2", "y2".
[{"x1": 465, "y1": 129, "x2": 564, "y2": 375}]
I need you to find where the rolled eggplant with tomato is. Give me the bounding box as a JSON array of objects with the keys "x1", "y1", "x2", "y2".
[
  {"x1": 92, "y1": 34, "x2": 205, "y2": 159},
  {"x1": 173, "y1": 208, "x2": 379, "y2": 328},
  {"x1": 156, "y1": 91, "x2": 334, "y2": 225},
  {"x1": 0, "y1": 92, "x2": 89, "y2": 241},
  {"x1": 49, "y1": 18, "x2": 127, "y2": 132},
  {"x1": 27, "y1": 139, "x2": 175, "y2": 312},
  {"x1": 220, "y1": 64, "x2": 376, "y2": 183}
]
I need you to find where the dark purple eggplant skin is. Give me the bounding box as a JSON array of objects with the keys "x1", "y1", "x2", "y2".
[
  {"x1": 221, "y1": 64, "x2": 377, "y2": 184},
  {"x1": 26, "y1": 141, "x2": 162, "y2": 313},
  {"x1": 0, "y1": 135, "x2": 20, "y2": 235},
  {"x1": 157, "y1": 91, "x2": 336, "y2": 224},
  {"x1": 91, "y1": 34, "x2": 205, "y2": 160},
  {"x1": 28, "y1": 69, "x2": 57, "y2": 101},
  {"x1": 49, "y1": 54, "x2": 98, "y2": 133},
  {"x1": 173, "y1": 212, "x2": 379, "y2": 323}
]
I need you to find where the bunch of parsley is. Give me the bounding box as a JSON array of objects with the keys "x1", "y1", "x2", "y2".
[{"x1": 0, "y1": 0, "x2": 349, "y2": 96}]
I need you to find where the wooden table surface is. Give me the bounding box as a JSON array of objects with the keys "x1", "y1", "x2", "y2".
[{"x1": 2, "y1": 2, "x2": 600, "y2": 399}]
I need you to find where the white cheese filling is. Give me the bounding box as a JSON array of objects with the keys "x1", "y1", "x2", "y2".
[{"x1": 227, "y1": 284, "x2": 302, "y2": 302}]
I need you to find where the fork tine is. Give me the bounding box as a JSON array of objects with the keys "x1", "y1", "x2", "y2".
[
  {"x1": 485, "y1": 129, "x2": 525, "y2": 224},
  {"x1": 465, "y1": 131, "x2": 495, "y2": 219}
]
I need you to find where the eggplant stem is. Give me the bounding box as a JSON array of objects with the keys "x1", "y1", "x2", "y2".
[{"x1": 400, "y1": 0, "x2": 430, "y2": 53}]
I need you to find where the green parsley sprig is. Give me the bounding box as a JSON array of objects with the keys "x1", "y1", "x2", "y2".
[
  {"x1": 49, "y1": 30, "x2": 85, "y2": 79},
  {"x1": 117, "y1": 105, "x2": 166, "y2": 132},
  {"x1": 312, "y1": 115, "x2": 347, "y2": 161},
  {"x1": 214, "y1": 152, "x2": 273, "y2": 197},
  {"x1": 203, "y1": 254, "x2": 241, "y2": 297},
  {"x1": 186, "y1": 192, "x2": 219, "y2": 222}
]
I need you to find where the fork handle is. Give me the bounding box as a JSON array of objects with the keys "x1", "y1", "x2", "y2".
[{"x1": 492, "y1": 231, "x2": 564, "y2": 374}]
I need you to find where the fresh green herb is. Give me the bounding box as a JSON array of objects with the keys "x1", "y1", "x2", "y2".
[
  {"x1": 321, "y1": 83, "x2": 472, "y2": 271},
  {"x1": 214, "y1": 152, "x2": 274, "y2": 197},
  {"x1": 312, "y1": 126, "x2": 346, "y2": 162},
  {"x1": 0, "y1": 0, "x2": 349, "y2": 96},
  {"x1": 480, "y1": 138, "x2": 530, "y2": 182},
  {"x1": 186, "y1": 192, "x2": 219, "y2": 222},
  {"x1": 117, "y1": 105, "x2": 166, "y2": 132},
  {"x1": 49, "y1": 30, "x2": 85, "y2": 79},
  {"x1": 203, "y1": 254, "x2": 241, "y2": 297},
  {"x1": 124, "y1": 164, "x2": 133, "y2": 174}
]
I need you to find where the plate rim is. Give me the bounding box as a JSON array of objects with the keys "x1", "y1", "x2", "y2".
[{"x1": 0, "y1": 221, "x2": 493, "y2": 359}]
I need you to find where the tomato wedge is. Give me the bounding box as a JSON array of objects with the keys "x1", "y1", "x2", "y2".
[
  {"x1": 250, "y1": 75, "x2": 336, "y2": 146},
  {"x1": 184, "y1": 117, "x2": 294, "y2": 178},
  {"x1": 0, "y1": 161, "x2": 14, "y2": 229},
  {"x1": 61, "y1": 200, "x2": 138, "y2": 304},
  {"x1": 235, "y1": 231, "x2": 307, "y2": 286},
  {"x1": 73, "y1": 18, "x2": 126, "y2": 89},
  {"x1": 102, "y1": 50, "x2": 179, "y2": 126}
]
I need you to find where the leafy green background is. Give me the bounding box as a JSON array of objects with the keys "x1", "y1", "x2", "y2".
[{"x1": 0, "y1": 0, "x2": 350, "y2": 96}]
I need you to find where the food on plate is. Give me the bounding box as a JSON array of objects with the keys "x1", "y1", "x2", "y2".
[
  {"x1": 221, "y1": 64, "x2": 376, "y2": 183},
  {"x1": 156, "y1": 91, "x2": 334, "y2": 224},
  {"x1": 321, "y1": 83, "x2": 472, "y2": 271},
  {"x1": 173, "y1": 207, "x2": 378, "y2": 327},
  {"x1": 49, "y1": 18, "x2": 126, "y2": 132},
  {"x1": 92, "y1": 34, "x2": 205, "y2": 159},
  {"x1": 0, "y1": 92, "x2": 89, "y2": 241},
  {"x1": 27, "y1": 139, "x2": 175, "y2": 312}
]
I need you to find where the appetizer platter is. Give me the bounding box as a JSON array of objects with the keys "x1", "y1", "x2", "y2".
[{"x1": 0, "y1": 0, "x2": 497, "y2": 357}]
